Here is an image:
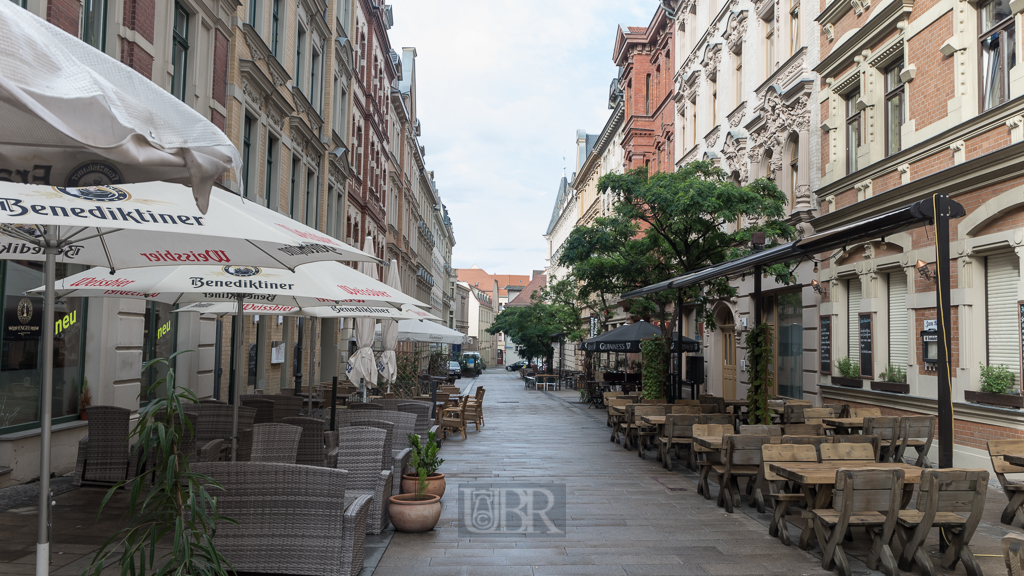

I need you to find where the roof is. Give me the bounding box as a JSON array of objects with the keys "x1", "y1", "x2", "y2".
[
  {"x1": 506, "y1": 273, "x2": 546, "y2": 307},
  {"x1": 456, "y1": 267, "x2": 529, "y2": 298},
  {"x1": 545, "y1": 176, "x2": 570, "y2": 236},
  {"x1": 586, "y1": 134, "x2": 599, "y2": 158},
  {"x1": 627, "y1": 26, "x2": 647, "y2": 33}
]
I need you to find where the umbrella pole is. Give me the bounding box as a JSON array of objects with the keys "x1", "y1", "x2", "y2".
[
  {"x1": 36, "y1": 228, "x2": 57, "y2": 576},
  {"x1": 230, "y1": 294, "x2": 244, "y2": 461},
  {"x1": 307, "y1": 317, "x2": 316, "y2": 417}
]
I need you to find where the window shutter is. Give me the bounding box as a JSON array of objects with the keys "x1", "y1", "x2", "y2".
[
  {"x1": 848, "y1": 278, "x2": 862, "y2": 360},
  {"x1": 987, "y1": 253, "x2": 1021, "y2": 379},
  {"x1": 888, "y1": 272, "x2": 909, "y2": 367}
]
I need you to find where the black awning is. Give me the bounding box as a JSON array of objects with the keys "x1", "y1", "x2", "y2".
[
  {"x1": 578, "y1": 321, "x2": 701, "y2": 353},
  {"x1": 622, "y1": 198, "x2": 964, "y2": 299}
]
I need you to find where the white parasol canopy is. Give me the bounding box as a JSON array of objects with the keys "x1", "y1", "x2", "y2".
[
  {"x1": 175, "y1": 301, "x2": 438, "y2": 320},
  {"x1": 345, "y1": 236, "x2": 379, "y2": 394},
  {"x1": 378, "y1": 319, "x2": 467, "y2": 344},
  {"x1": 0, "y1": 2, "x2": 240, "y2": 213},
  {"x1": 378, "y1": 259, "x2": 403, "y2": 386}
]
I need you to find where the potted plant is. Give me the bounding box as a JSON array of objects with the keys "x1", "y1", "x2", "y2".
[
  {"x1": 401, "y1": 431, "x2": 445, "y2": 497},
  {"x1": 965, "y1": 363, "x2": 1023, "y2": 408},
  {"x1": 831, "y1": 357, "x2": 864, "y2": 388},
  {"x1": 872, "y1": 363, "x2": 909, "y2": 394},
  {"x1": 79, "y1": 378, "x2": 91, "y2": 420}
]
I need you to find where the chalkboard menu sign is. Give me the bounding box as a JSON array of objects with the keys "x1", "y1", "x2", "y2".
[
  {"x1": 859, "y1": 313, "x2": 873, "y2": 378},
  {"x1": 1019, "y1": 302, "x2": 1024, "y2": 379},
  {"x1": 248, "y1": 343, "x2": 257, "y2": 388},
  {"x1": 819, "y1": 316, "x2": 831, "y2": 374}
]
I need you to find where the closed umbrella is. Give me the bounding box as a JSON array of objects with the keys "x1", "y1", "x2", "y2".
[
  {"x1": 346, "y1": 237, "x2": 379, "y2": 399},
  {"x1": 377, "y1": 259, "x2": 403, "y2": 389}
]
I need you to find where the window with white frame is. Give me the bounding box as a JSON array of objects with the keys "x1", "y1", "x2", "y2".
[
  {"x1": 270, "y1": 0, "x2": 281, "y2": 57},
  {"x1": 789, "y1": 1, "x2": 800, "y2": 55},
  {"x1": 295, "y1": 24, "x2": 306, "y2": 93},
  {"x1": 884, "y1": 61, "x2": 905, "y2": 156},
  {"x1": 310, "y1": 43, "x2": 322, "y2": 111},
  {"x1": 846, "y1": 91, "x2": 861, "y2": 174},
  {"x1": 171, "y1": 4, "x2": 190, "y2": 101},
  {"x1": 765, "y1": 15, "x2": 776, "y2": 77},
  {"x1": 242, "y1": 114, "x2": 255, "y2": 198},
  {"x1": 979, "y1": 0, "x2": 1015, "y2": 112},
  {"x1": 264, "y1": 135, "x2": 277, "y2": 209},
  {"x1": 82, "y1": 0, "x2": 106, "y2": 50},
  {"x1": 735, "y1": 52, "x2": 743, "y2": 107},
  {"x1": 333, "y1": 76, "x2": 347, "y2": 138}
]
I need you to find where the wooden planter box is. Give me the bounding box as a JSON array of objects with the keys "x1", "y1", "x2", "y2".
[
  {"x1": 964, "y1": 390, "x2": 1024, "y2": 409},
  {"x1": 871, "y1": 381, "x2": 910, "y2": 394},
  {"x1": 831, "y1": 376, "x2": 864, "y2": 388}
]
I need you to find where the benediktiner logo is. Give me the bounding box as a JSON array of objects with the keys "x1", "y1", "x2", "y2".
[
  {"x1": 223, "y1": 266, "x2": 261, "y2": 277},
  {"x1": 54, "y1": 185, "x2": 131, "y2": 203}
]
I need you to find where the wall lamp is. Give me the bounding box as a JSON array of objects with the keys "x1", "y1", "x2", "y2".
[
  {"x1": 916, "y1": 259, "x2": 937, "y2": 282},
  {"x1": 811, "y1": 279, "x2": 828, "y2": 296}
]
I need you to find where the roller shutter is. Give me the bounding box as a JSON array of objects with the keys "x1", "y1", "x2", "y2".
[
  {"x1": 848, "y1": 278, "x2": 861, "y2": 360},
  {"x1": 987, "y1": 253, "x2": 1021, "y2": 379},
  {"x1": 888, "y1": 272, "x2": 908, "y2": 367}
]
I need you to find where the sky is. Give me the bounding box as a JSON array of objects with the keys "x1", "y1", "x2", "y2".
[{"x1": 388, "y1": 0, "x2": 656, "y2": 275}]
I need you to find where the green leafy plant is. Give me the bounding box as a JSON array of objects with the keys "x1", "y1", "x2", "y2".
[
  {"x1": 836, "y1": 357, "x2": 860, "y2": 378},
  {"x1": 745, "y1": 323, "x2": 774, "y2": 425},
  {"x1": 408, "y1": 430, "x2": 444, "y2": 477},
  {"x1": 641, "y1": 336, "x2": 667, "y2": 399},
  {"x1": 879, "y1": 363, "x2": 907, "y2": 384},
  {"x1": 980, "y1": 363, "x2": 1016, "y2": 394},
  {"x1": 87, "y1": 351, "x2": 234, "y2": 576}
]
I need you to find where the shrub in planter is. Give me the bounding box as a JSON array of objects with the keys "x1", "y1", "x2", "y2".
[
  {"x1": 872, "y1": 363, "x2": 909, "y2": 393},
  {"x1": 836, "y1": 357, "x2": 860, "y2": 378},
  {"x1": 402, "y1": 431, "x2": 445, "y2": 497},
  {"x1": 980, "y1": 363, "x2": 1016, "y2": 394}
]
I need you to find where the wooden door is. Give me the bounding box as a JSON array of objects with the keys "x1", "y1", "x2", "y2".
[{"x1": 722, "y1": 326, "x2": 737, "y2": 400}]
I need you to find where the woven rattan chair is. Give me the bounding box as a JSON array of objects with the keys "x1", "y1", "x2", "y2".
[
  {"x1": 349, "y1": 402, "x2": 384, "y2": 411},
  {"x1": 347, "y1": 418, "x2": 394, "y2": 472},
  {"x1": 397, "y1": 401, "x2": 432, "y2": 436},
  {"x1": 250, "y1": 423, "x2": 302, "y2": 463},
  {"x1": 74, "y1": 405, "x2": 131, "y2": 486},
  {"x1": 241, "y1": 397, "x2": 276, "y2": 424},
  {"x1": 193, "y1": 462, "x2": 371, "y2": 576},
  {"x1": 348, "y1": 417, "x2": 411, "y2": 496},
  {"x1": 265, "y1": 394, "x2": 305, "y2": 422},
  {"x1": 183, "y1": 404, "x2": 257, "y2": 462},
  {"x1": 332, "y1": 426, "x2": 392, "y2": 535},
  {"x1": 282, "y1": 417, "x2": 328, "y2": 467}
]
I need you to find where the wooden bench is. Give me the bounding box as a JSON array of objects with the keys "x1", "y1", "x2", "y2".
[
  {"x1": 659, "y1": 414, "x2": 700, "y2": 471},
  {"x1": 760, "y1": 444, "x2": 817, "y2": 546},
  {"x1": 988, "y1": 439, "x2": 1024, "y2": 526},
  {"x1": 713, "y1": 434, "x2": 769, "y2": 513}
]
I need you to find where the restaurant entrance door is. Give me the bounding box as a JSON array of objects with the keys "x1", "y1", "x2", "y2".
[{"x1": 721, "y1": 326, "x2": 737, "y2": 400}]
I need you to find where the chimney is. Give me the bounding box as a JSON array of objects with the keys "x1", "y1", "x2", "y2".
[{"x1": 576, "y1": 129, "x2": 588, "y2": 172}]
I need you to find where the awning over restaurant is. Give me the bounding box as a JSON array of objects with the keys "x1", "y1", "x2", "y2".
[
  {"x1": 622, "y1": 199, "x2": 964, "y2": 298},
  {"x1": 579, "y1": 320, "x2": 700, "y2": 353}
]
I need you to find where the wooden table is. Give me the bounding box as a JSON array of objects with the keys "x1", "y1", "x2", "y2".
[
  {"x1": 640, "y1": 415, "x2": 666, "y2": 426},
  {"x1": 822, "y1": 417, "x2": 863, "y2": 434},
  {"x1": 768, "y1": 461, "x2": 923, "y2": 549},
  {"x1": 610, "y1": 406, "x2": 626, "y2": 415}
]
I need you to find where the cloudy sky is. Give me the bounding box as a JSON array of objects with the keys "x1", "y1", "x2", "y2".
[{"x1": 389, "y1": 0, "x2": 656, "y2": 274}]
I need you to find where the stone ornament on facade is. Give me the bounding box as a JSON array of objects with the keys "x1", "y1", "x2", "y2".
[
  {"x1": 702, "y1": 44, "x2": 723, "y2": 80},
  {"x1": 722, "y1": 131, "x2": 748, "y2": 184},
  {"x1": 728, "y1": 102, "x2": 746, "y2": 128},
  {"x1": 746, "y1": 88, "x2": 810, "y2": 180},
  {"x1": 724, "y1": 11, "x2": 748, "y2": 54},
  {"x1": 705, "y1": 125, "x2": 721, "y2": 148}
]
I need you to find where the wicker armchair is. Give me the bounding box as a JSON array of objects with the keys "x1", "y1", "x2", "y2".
[
  {"x1": 349, "y1": 402, "x2": 384, "y2": 411},
  {"x1": 241, "y1": 397, "x2": 275, "y2": 424},
  {"x1": 282, "y1": 417, "x2": 328, "y2": 466},
  {"x1": 397, "y1": 402, "x2": 432, "y2": 436},
  {"x1": 332, "y1": 426, "x2": 392, "y2": 534},
  {"x1": 73, "y1": 405, "x2": 131, "y2": 486},
  {"x1": 347, "y1": 418, "x2": 411, "y2": 497},
  {"x1": 193, "y1": 462, "x2": 371, "y2": 576},
  {"x1": 130, "y1": 411, "x2": 199, "y2": 487},
  {"x1": 265, "y1": 394, "x2": 305, "y2": 422},
  {"x1": 183, "y1": 404, "x2": 257, "y2": 462},
  {"x1": 250, "y1": 423, "x2": 302, "y2": 463}
]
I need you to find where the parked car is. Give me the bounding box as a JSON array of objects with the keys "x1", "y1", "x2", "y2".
[
  {"x1": 448, "y1": 361, "x2": 462, "y2": 379},
  {"x1": 506, "y1": 360, "x2": 528, "y2": 371}
]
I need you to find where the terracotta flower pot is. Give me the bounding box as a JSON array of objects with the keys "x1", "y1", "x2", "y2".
[
  {"x1": 388, "y1": 493, "x2": 442, "y2": 533},
  {"x1": 401, "y1": 472, "x2": 445, "y2": 498}
]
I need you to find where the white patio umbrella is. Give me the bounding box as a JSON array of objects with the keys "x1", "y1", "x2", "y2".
[
  {"x1": 378, "y1": 259, "x2": 403, "y2": 390},
  {"x1": 377, "y1": 319, "x2": 467, "y2": 344},
  {"x1": 346, "y1": 237, "x2": 379, "y2": 399},
  {"x1": 0, "y1": 2, "x2": 240, "y2": 212},
  {"x1": 175, "y1": 301, "x2": 438, "y2": 320}
]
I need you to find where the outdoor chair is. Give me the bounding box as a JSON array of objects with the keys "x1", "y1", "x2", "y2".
[
  {"x1": 376, "y1": 399, "x2": 400, "y2": 412},
  {"x1": 332, "y1": 426, "x2": 393, "y2": 535},
  {"x1": 780, "y1": 435, "x2": 832, "y2": 457},
  {"x1": 699, "y1": 403, "x2": 719, "y2": 413},
  {"x1": 894, "y1": 415, "x2": 935, "y2": 467},
  {"x1": 265, "y1": 394, "x2": 305, "y2": 421},
  {"x1": 193, "y1": 462, "x2": 371, "y2": 576},
  {"x1": 863, "y1": 416, "x2": 901, "y2": 462},
  {"x1": 282, "y1": 417, "x2": 328, "y2": 467},
  {"x1": 699, "y1": 413, "x2": 735, "y2": 430},
  {"x1": 823, "y1": 403, "x2": 849, "y2": 418},
  {"x1": 699, "y1": 395, "x2": 725, "y2": 413},
  {"x1": 819, "y1": 443, "x2": 875, "y2": 462},
  {"x1": 759, "y1": 444, "x2": 818, "y2": 546},
  {"x1": 250, "y1": 423, "x2": 302, "y2": 464},
  {"x1": 397, "y1": 401, "x2": 432, "y2": 436},
  {"x1": 346, "y1": 418, "x2": 410, "y2": 495},
  {"x1": 835, "y1": 434, "x2": 881, "y2": 462},
  {"x1": 740, "y1": 424, "x2": 782, "y2": 437},
  {"x1": 1004, "y1": 534, "x2": 1024, "y2": 576},
  {"x1": 441, "y1": 395, "x2": 469, "y2": 440},
  {"x1": 130, "y1": 411, "x2": 200, "y2": 488},
  {"x1": 349, "y1": 402, "x2": 384, "y2": 411},
  {"x1": 73, "y1": 405, "x2": 132, "y2": 486},
  {"x1": 988, "y1": 439, "x2": 1024, "y2": 526},
  {"x1": 782, "y1": 423, "x2": 825, "y2": 436},
  {"x1": 713, "y1": 434, "x2": 770, "y2": 513},
  {"x1": 850, "y1": 406, "x2": 883, "y2": 418},
  {"x1": 802, "y1": 408, "x2": 835, "y2": 432},
  {"x1": 241, "y1": 397, "x2": 275, "y2": 424},
  {"x1": 783, "y1": 404, "x2": 806, "y2": 425},
  {"x1": 895, "y1": 468, "x2": 988, "y2": 576},
  {"x1": 812, "y1": 468, "x2": 905, "y2": 576},
  {"x1": 630, "y1": 404, "x2": 666, "y2": 456},
  {"x1": 693, "y1": 424, "x2": 730, "y2": 499},
  {"x1": 671, "y1": 405, "x2": 701, "y2": 415},
  {"x1": 659, "y1": 414, "x2": 700, "y2": 471},
  {"x1": 466, "y1": 387, "x2": 485, "y2": 430},
  {"x1": 676, "y1": 399, "x2": 700, "y2": 406},
  {"x1": 608, "y1": 398, "x2": 633, "y2": 442},
  {"x1": 640, "y1": 398, "x2": 665, "y2": 404}
]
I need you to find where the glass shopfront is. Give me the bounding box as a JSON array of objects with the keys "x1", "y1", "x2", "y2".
[
  {"x1": 141, "y1": 301, "x2": 176, "y2": 402},
  {"x1": 763, "y1": 291, "x2": 804, "y2": 399},
  {"x1": 0, "y1": 261, "x2": 87, "y2": 432}
]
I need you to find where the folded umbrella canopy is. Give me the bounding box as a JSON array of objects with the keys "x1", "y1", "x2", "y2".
[
  {"x1": 0, "y1": 2, "x2": 240, "y2": 212},
  {"x1": 346, "y1": 237, "x2": 379, "y2": 397},
  {"x1": 378, "y1": 259, "x2": 404, "y2": 388}
]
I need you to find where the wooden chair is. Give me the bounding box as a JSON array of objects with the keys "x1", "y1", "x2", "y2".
[
  {"x1": 819, "y1": 443, "x2": 875, "y2": 462},
  {"x1": 676, "y1": 399, "x2": 700, "y2": 406},
  {"x1": 784, "y1": 404, "x2": 806, "y2": 425},
  {"x1": 835, "y1": 434, "x2": 881, "y2": 462},
  {"x1": 626, "y1": 404, "x2": 664, "y2": 453},
  {"x1": 850, "y1": 406, "x2": 882, "y2": 418},
  {"x1": 1004, "y1": 534, "x2": 1024, "y2": 576},
  {"x1": 864, "y1": 416, "x2": 901, "y2": 462},
  {"x1": 699, "y1": 395, "x2": 725, "y2": 413},
  {"x1": 699, "y1": 404, "x2": 719, "y2": 413},
  {"x1": 782, "y1": 423, "x2": 825, "y2": 436},
  {"x1": 713, "y1": 434, "x2": 770, "y2": 513},
  {"x1": 466, "y1": 387, "x2": 485, "y2": 431},
  {"x1": 781, "y1": 435, "x2": 833, "y2": 457},
  {"x1": 700, "y1": 413, "x2": 735, "y2": 430},
  {"x1": 823, "y1": 403, "x2": 848, "y2": 418},
  {"x1": 989, "y1": 439, "x2": 1024, "y2": 526},
  {"x1": 894, "y1": 415, "x2": 934, "y2": 467},
  {"x1": 607, "y1": 398, "x2": 632, "y2": 442},
  {"x1": 671, "y1": 405, "x2": 701, "y2": 415},
  {"x1": 640, "y1": 398, "x2": 666, "y2": 404},
  {"x1": 759, "y1": 444, "x2": 818, "y2": 546},
  {"x1": 693, "y1": 423, "x2": 730, "y2": 499},
  {"x1": 659, "y1": 414, "x2": 700, "y2": 471},
  {"x1": 440, "y1": 396, "x2": 469, "y2": 440},
  {"x1": 740, "y1": 424, "x2": 782, "y2": 437},
  {"x1": 802, "y1": 408, "x2": 835, "y2": 433},
  {"x1": 812, "y1": 468, "x2": 905, "y2": 576},
  {"x1": 894, "y1": 468, "x2": 988, "y2": 576}
]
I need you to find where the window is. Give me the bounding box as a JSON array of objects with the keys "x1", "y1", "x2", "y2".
[
  {"x1": 171, "y1": 4, "x2": 190, "y2": 101},
  {"x1": 270, "y1": 0, "x2": 281, "y2": 57},
  {"x1": 690, "y1": 102, "x2": 698, "y2": 148},
  {"x1": 9, "y1": 0, "x2": 28, "y2": 7},
  {"x1": 789, "y1": 2, "x2": 800, "y2": 55},
  {"x1": 82, "y1": 0, "x2": 106, "y2": 50},
  {"x1": 735, "y1": 54, "x2": 743, "y2": 106},
  {"x1": 645, "y1": 74, "x2": 651, "y2": 115},
  {"x1": 247, "y1": 0, "x2": 259, "y2": 26},
  {"x1": 264, "y1": 135, "x2": 277, "y2": 209},
  {"x1": 141, "y1": 302, "x2": 175, "y2": 403},
  {"x1": 765, "y1": 16, "x2": 776, "y2": 76},
  {"x1": 884, "y1": 62, "x2": 905, "y2": 156},
  {"x1": 289, "y1": 156, "x2": 300, "y2": 219},
  {"x1": 310, "y1": 45, "x2": 322, "y2": 112},
  {"x1": 846, "y1": 91, "x2": 861, "y2": 174},
  {"x1": 333, "y1": 77, "x2": 347, "y2": 137},
  {"x1": 711, "y1": 78, "x2": 718, "y2": 125},
  {"x1": 242, "y1": 115, "x2": 254, "y2": 198},
  {"x1": 980, "y1": 0, "x2": 1015, "y2": 111},
  {"x1": 295, "y1": 26, "x2": 306, "y2": 92},
  {"x1": 789, "y1": 141, "x2": 799, "y2": 208},
  {"x1": 305, "y1": 170, "x2": 317, "y2": 227}
]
